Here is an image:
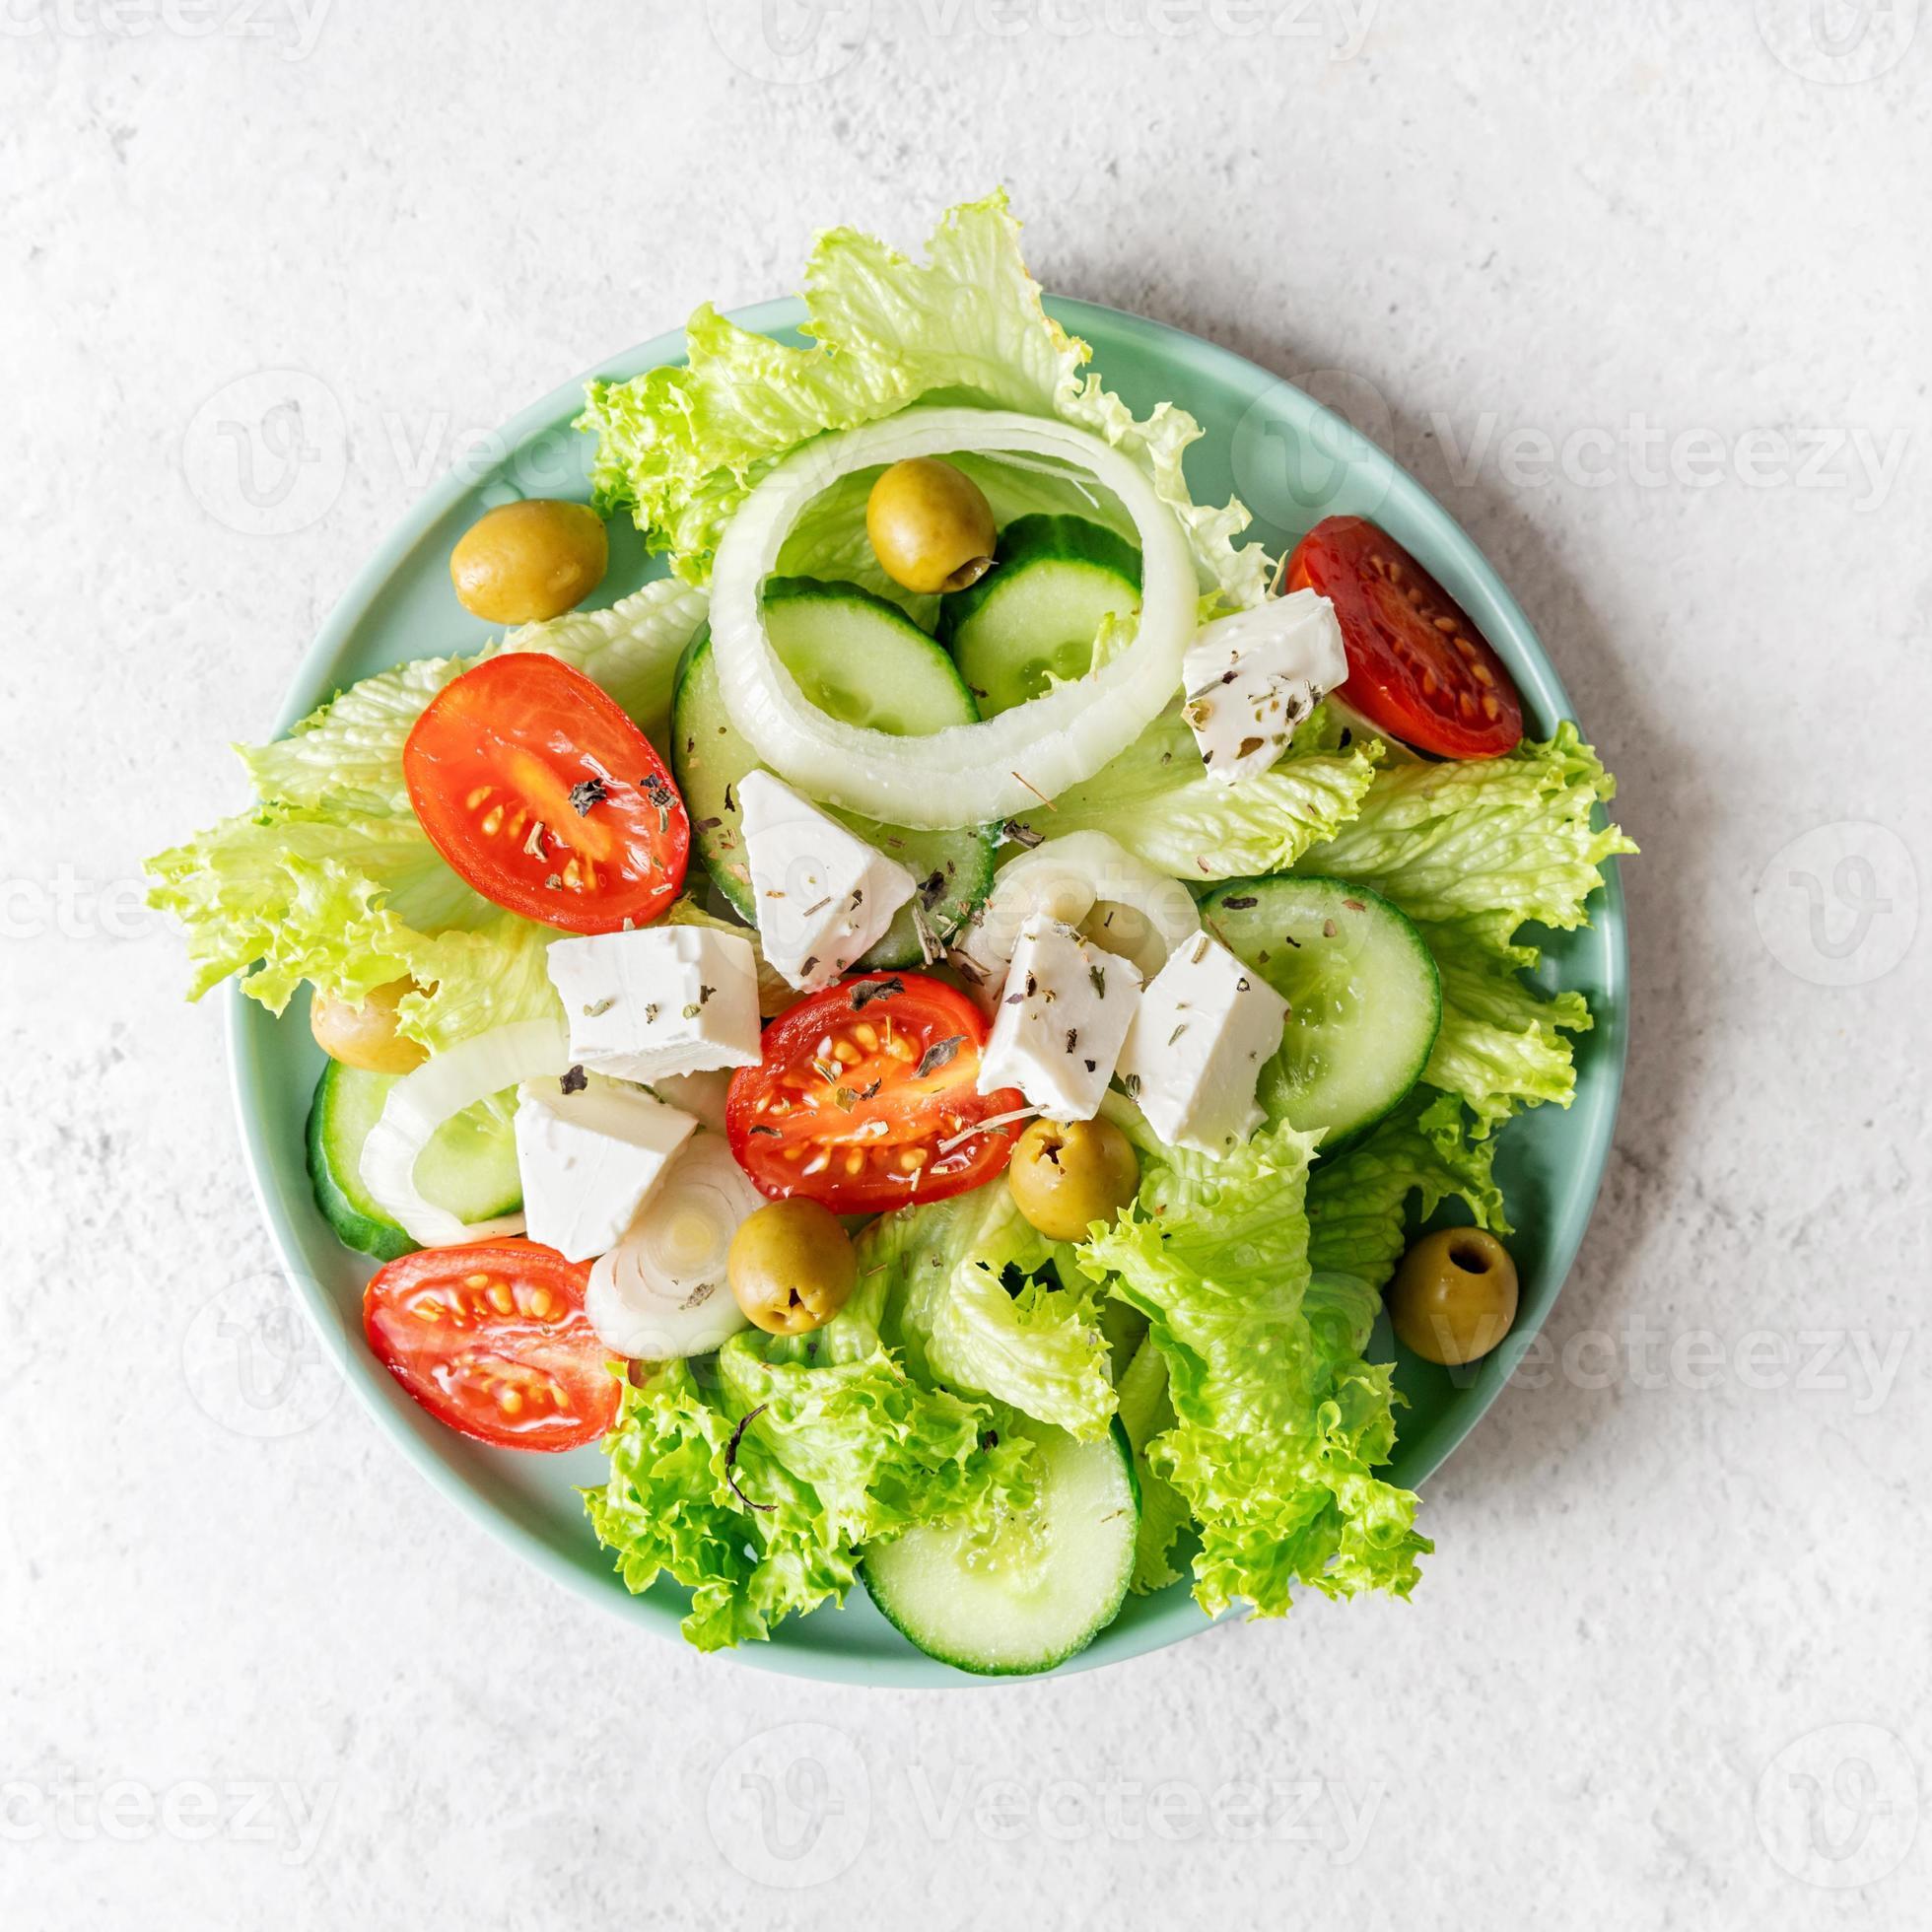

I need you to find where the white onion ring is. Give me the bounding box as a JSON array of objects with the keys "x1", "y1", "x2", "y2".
[
  {"x1": 955, "y1": 831, "x2": 1202, "y2": 1007},
  {"x1": 708, "y1": 406, "x2": 1198, "y2": 830},
  {"x1": 357, "y1": 1018, "x2": 568, "y2": 1247},
  {"x1": 585, "y1": 1134, "x2": 761, "y2": 1359}
]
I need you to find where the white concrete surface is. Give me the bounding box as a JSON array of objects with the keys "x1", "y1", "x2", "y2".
[{"x1": 4, "y1": 2, "x2": 1929, "y2": 1924}]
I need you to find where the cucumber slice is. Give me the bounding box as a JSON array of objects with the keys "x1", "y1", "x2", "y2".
[
  {"x1": 671, "y1": 580, "x2": 997, "y2": 969},
  {"x1": 1199, "y1": 875, "x2": 1441, "y2": 1146},
  {"x1": 306, "y1": 1059, "x2": 522, "y2": 1260},
  {"x1": 862, "y1": 1416, "x2": 1138, "y2": 1677},
  {"x1": 937, "y1": 515, "x2": 1142, "y2": 716}
]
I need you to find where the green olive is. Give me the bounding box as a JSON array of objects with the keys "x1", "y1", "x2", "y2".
[
  {"x1": 1388, "y1": 1227, "x2": 1519, "y2": 1366},
  {"x1": 727, "y1": 1199, "x2": 858, "y2": 1336},
  {"x1": 449, "y1": 499, "x2": 608, "y2": 625},
  {"x1": 1006, "y1": 1117, "x2": 1139, "y2": 1243},
  {"x1": 864, "y1": 458, "x2": 997, "y2": 595},
  {"x1": 310, "y1": 979, "x2": 428, "y2": 1074}
]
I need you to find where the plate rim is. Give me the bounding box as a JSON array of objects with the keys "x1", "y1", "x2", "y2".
[{"x1": 226, "y1": 291, "x2": 1629, "y2": 1687}]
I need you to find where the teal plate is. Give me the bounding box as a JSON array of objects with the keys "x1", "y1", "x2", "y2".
[{"x1": 229, "y1": 296, "x2": 1628, "y2": 1686}]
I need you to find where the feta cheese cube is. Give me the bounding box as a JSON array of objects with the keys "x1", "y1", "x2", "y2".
[
  {"x1": 546, "y1": 926, "x2": 761, "y2": 1083},
  {"x1": 1181, "y1": 589, "x2": 1348, "y2": 786},
  {"x1": 978, "y1": 914, "x2": 1142, "y2": 1123},
  {"x1": 1117, "y1": 932, "x2": 1290, "y2": 1157},
  {"x1": 514, "y1": 1075, "x2": 696, "y2": 1262},
  {"x1": 736, "y1": 770, "x2": 918, "y2": 990}
]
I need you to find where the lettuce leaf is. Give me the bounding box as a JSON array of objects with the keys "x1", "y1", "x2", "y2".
[
  {"x1": 1114, "y1": 1333, "x2": 1190, "y2": 1595},
  {"x1": 144, "y1": 801, "x2": 565, "y2": 1050},
  {"x1": 583, "y1": 1275, "x2": 1031, "y2": 1650},
  {"x1": 582, "y1": 192, "x2": 1273, "y2": 609},
  {"x1": 1010, "y1": 699, "x2": 1381, "y2": 880},
  {"x1": 859, "y1": 1183, "x2": 1118, "y2": 1440},
  {"x1": 1080, "y1": 1102, "x2": 1429, "y2": 1618},
  {"x1": 148, "y1": 582, "x2": 709, "y2": 1050},
  {"x1": 1295, "y1": 725, "x2": 1634, "y2": 1134},
  {"x1": 239, "y1": 579, "x2": 708, "y2": 811},
  {"x1": 1304, "y1": 1091, "x2": 1508, "y2": 1348}
]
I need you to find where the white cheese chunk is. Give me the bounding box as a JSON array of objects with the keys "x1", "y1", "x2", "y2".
[
  {"x1": 1181, "y1": 589, "x2": 1348, "y2": 786},
  {"x1": 735, "y1": 770, "x2": 918, "y2": 991},
  {"x1": 546, "y1": 927, "x2": 761, "y2": 1083},
  {"x1": 1117, "y1": 932, "x2": 1290, "y2": 1157},
  {"x1": 978, "y1": 914, "x2": 1142, "y2": 1123},
  {"x1": 513, "y1": 1075, "x2": 697, "y2": 1262}
]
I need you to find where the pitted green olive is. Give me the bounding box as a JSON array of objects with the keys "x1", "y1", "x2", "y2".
[
  {"x1": 727, "y1": 1198, "x2": 858, "y2": 1336},
  {"x1": 450, "y1": 499, "x2": 608, "y2": 624},
  {"x1": 864, "y1": 458, "x2": 997, "y2": 595},
  {"x1": 1388, "y1": 1226, "x2": 1519, "y2": 1366},
  {"x1": 310, "y1": 979, "x2": 427, "y2": 1074},
  {"x1": 1006, "y1": 1117, "x2": 1139, "y2": 1242}
]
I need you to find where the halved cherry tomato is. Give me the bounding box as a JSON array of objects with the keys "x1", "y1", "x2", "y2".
[
  {"x1": 725, "y1": 973, "x2": 1025, "y2": 1213},
  {"x1": 1286, "y1": 516, "x2": 1524, "y2": 759},
  {"x1": 363, "y1": 1240, "x2": 618, "y2": 1451},
  {"x1": 404, "y1": 655, "x2": 688, "y2": 932}
]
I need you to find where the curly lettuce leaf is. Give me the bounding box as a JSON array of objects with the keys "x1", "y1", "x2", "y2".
[
  {"x1": 1080, "y1": 1103, "x2": 1429, "y2": 1619},
  {"x1": 583, "y1": 1276, "x2": 1030, "y2": 1651},
  {"x1": 1304, "y1": 1091, "x2": 1508, "y2": 1352},
  {"x1": 1011, "y1": 701, "x2": 1382, "y2": 881},
  {"x1": 239, "y1": 579, "x2": 708, "y2": 811},
  {"x1": 859, "y1": 1183, "x2": 1117, "y2": 1440},
  {"x1": 582, "y1": 191, "x2": 1272, "y2": 609},
  {"x1": 149, "y1": 582, "x2": 709, "y2": 1049},
  {"x1": 144, "y1": 801, "x2": 565, "y2": 1050},
  {"x1": 1114, "y1": 1333, "x2": 1190, "y2": 1595},
  {"x1": 1295, "y1": 725, "x2": 1634, "y2": 1134}
]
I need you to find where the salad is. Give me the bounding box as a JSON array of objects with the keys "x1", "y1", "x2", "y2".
[{"x1": 149, "y1": 195, "x2": 1633, "y2": 1676}]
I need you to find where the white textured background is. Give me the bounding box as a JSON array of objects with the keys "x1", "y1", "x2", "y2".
[{"x1": 5, "y1": 2, "x2": 1930, "y2": 1924}]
